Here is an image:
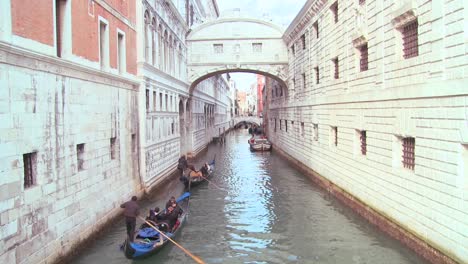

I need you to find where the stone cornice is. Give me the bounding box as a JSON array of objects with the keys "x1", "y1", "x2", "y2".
[
  {"x1": 283, "y1": 0, "x2": 327, "y2": 45},
  {"x1": 0, "y1": 41, "x2": 139, "y2": 90},
  {"x1": 391, "y1": 0, "x2": 418, "y2": 28}
]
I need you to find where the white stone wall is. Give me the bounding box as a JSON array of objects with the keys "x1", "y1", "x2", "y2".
[
  {"x1": 270, "y1": 0, "x2": 468, "y2": 263},
  {"x1": 0, "y1": 47, "x2": 140, "y2": 264}
]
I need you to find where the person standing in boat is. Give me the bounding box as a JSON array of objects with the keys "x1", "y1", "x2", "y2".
[
  {"x1": 177, "y1": 155, "x2": 188, "y2": 177},
  {"x1": 120, "y1": 196, "x2": 140, "y2": 242},
  {"x1": 200, "y1": 162, "x2": 210, "y2": 177}
]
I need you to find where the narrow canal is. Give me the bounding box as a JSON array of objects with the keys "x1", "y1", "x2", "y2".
[{"x1": 72, "y1": 129, "x2": 427, "y2": 264}]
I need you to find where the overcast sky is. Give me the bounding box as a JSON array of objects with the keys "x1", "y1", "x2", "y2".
[{"x1": 216, "y1": 0, "x2": 307, "y2": 91}]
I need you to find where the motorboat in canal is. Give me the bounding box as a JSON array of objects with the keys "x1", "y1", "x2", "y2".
[
  {"x1": 122, "y1": 192, "x2": 190, "y2": 260},
  {"x1": 186, "y1": 159, "x2": 215, "y2": 189},
  {"x1": 249, "y1": 136, "x2": 272, "y2": 151}
]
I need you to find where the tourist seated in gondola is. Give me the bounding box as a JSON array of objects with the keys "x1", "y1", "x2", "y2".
[
  {"x1": 188, "y1": 165, "x2": 203, "y2": 179},
  {"x1": 165, "y1": 196, "x2": 176, "y2": 210},
  {"x1": 159, "y1": 204, "x2": 179, "y2": 232},
  {"x1": 200, "y1": 162, "x2": 210, "y2": 176}
]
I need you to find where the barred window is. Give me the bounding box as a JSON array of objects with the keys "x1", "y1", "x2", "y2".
[
  {"x1": 280, "y1": 119, "x2": 282, "y2": 130},
  {"x1": 213, "y1": 44, "x2": 223, "y2": 54},
  {"x1": 23, "y1": 152, "x2": 37, "y2": 189},
  {"x1": 331, "y1": 2, "x2": 338, "y2": 23},
  {"x1": 313, "y1": 124, "x2": 319, "y2": 141},
  {"x1": 333, "y1": 58, "x2": 339, "y2": 79},
  {"x1": 359, "y1": 0, "x2": 365, "y2": 5},
  {"x1": 285, "y1": 120, "x2": 288, "y2": 132},
  {"x1": 302, "y1": 73, "x2": 306, "y2": 89},
  {"x1": 314, "y1": 67, "x2": 320, "y2": 84},
  {"x1": 360, "y1": 131, "x2": 367, "y2": 155},
  {"x1": 402, "y1": 20, "x2": 418, "y2": 59},
  {"x1": 110, "y1": 137, "x2": 116, "y2": 160},
  {"x1": 291, "y1": 44, "x2": 295, "y2": 56},
  {"x1": 402, "y1": 137, "x2": 415, "y2": 170},
  {"x1": 301, "y1": 34, "x2": 306, "y2": 49},
  {"x1": 274, "y1": 119, "x2": 277, "y2": 132},
  {"x1": 77, "y1": 143, "x2": 85, "y2": 171},
  {"x1": 333, "y1": 127, "x2": 338, "y2": 146},
  {"x1": 313, "y1": 21, "x2": 319, "y2": 39},
  {"x1": 360, "y1": 43, "x2": 368, "y2": 71},
  {"x1": 301, "y1": 122, "x2": 305, "y2": 137}
]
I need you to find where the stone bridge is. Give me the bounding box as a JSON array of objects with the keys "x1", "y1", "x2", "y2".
[
  {"x1": 233, "y1": 116, "x2": 263, "y2": 127},
  {"x1": 187, "y1": 16, "x2": 289, "y2": 92}
]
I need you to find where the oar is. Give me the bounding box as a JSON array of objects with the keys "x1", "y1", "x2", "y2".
[
  {"x1": 198, "y1": 174, "x2": 227, "y2": 192},
  {"x1": 137, "y1": 216, "x2": 205, "y2": 264}
]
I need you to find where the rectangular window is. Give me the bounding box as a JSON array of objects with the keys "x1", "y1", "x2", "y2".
[
  {"x1": 131, "y1": 134, "x2": 136, "y2": 153},
  {"x1": 274, "y1": 119, "x2": 277, "y2": 132},
  {"x1": 331, "y1": 2, "x2": 338, "y2": 23},
  {"x1": 252, "y1": 43, "x2": 262, "y2": 52},
  {"x1": 333, "y1": 57, "x2": 339, "y2": 79},
  {"x1": 313, "y1": 123, "x2": 318, "y2": 141},
  {"x1": 360, "y1": 131, "x2": 367, "y2": 155},
  {"x1": 285, "y1": 120, "x2": 288, "y2": 132},
  {"x1": 117, "y1": 32, "x2": 125, "y2": 74},
  {"x1": 302, "y1": 73, "x2": 306, "y2": 89},
  {"x1": 359, "y1": 0, "x2": 365, "y2": 5},
  {"x1": 146, "y1": 89, "x2": 149, "y2": 111},
  {"x1": 110, "y1": 137, "x2": 116, "y2": 160},
  {"x1": 99, "y1": 20, "x2": 109, "y2": 69},
  {"x1": 301, "y1": 122, "x2": 305, "y2": 137},
  {"x1": 291, "y1": 44, "x2": 295, "y2": 56},
  {"x1": 402, "y1": 137, "x2": 415, "y2": 170},
  {"x1": 171, "y1": 122, "x2": 174, "y2": 134},
  {"x1": 314, "y1": 67, "x2": 320, "y2": 84},
  {"x1": 331, "y1": 126, "x2": 338, "y2": 146},
  {"x1": 77, "y1": 144, "x2": 85, "y2": 171},
  {"x1": 402, "y1": 20, "x2": 419, "y2": 59},
  {"x1": 55, "y1": 0, "x2": 69, "y2": 58},
  {"x1": 165, "y1": 94, "x2": 168, "y2": 111},
  {"x1": 213, "y1": 44, "x2": 223, "y2": 54},
  {"x1": 301, "y1": 34, "x2": 306, "y2": 49},
  {"x1": 280, "y1": 119, "x2": 282, "y2": 130},
  {"x1": 153, "y1": 91, "x2": 157, "y2": 111},
  {"x1": 23, "y1": 152, "x2": 37, "y2": 189},
  {"x1": 360, "y1": 43, "x2": 369, "y2": 72},
  {"x1": 313, "y1": 21, "x2": 319, "y2": 39},
  {"x1": 159, "y1": 92, "x2": 163, "y2": 110}
]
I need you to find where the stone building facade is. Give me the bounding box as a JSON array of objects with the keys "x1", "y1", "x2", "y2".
[
  {"x1": 267, "y1": 0, "x2": 468, "y2": 263},
  {"x1": 137, "y1": 0, "x2": 232, "y2": 190},
  {"x1": 0, "y1": 0, "x2": 140, "y2": 263}
]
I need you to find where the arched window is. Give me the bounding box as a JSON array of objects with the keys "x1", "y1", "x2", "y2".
[
  {"x1": 151, "y1": 18, "x2": 157, "y2": 66},
  {"x1": 144, "y1": 11, "x2": 150, "y2": 62}
]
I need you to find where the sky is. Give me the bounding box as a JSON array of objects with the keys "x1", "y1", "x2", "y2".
[{"x1": 216, "y1": 0, "x2": 307, "y2": 91}]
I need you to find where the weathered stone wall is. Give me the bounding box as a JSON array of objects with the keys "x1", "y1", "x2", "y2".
[
  {"x1": 269, "y1": 0, "x2": 468, "y2": 263},
  {"x1": 0, "y1": 46, "x2": 141, "y2": 264}
]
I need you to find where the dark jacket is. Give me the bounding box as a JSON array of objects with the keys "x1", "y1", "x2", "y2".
[
  {"x1": 177, "y1": 157, "x2": 188, "y2": 170},
  {"x1": 120, "y1": 200, "x2": 139, "y2": 218}
]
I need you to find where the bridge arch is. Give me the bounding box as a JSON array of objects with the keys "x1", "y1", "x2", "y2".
[{"x1": 187, "y1": 17, "x2": 289, "y2": 93}]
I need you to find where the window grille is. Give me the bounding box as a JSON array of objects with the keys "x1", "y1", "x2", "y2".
[
  {"x1": 280, "y1": 119, "x2": 282, "y2": 130},
  {"x1": 331, "y1": 2, "x2": 338, "y2": 23},
  {"x1": 402, "y1": 20, "x2": 418, "y2": 59},
  {"x1": 77, "y1": 144, "x2": 85, "y2": 171},
  {"x1": 334, "y1": 127, "x2": 338, "y2": 146},
  {"x1": 110, "y1": 137, "x2": 116, "y2": 160},
  {"x1": 402, "y1": 137, "x2": 415, "y2": 170},
  {"x1": 359, "y1": 0, "x2": 365, "y2": 5},
  {"x1": 314, "y1": 67, "x2": 319, "y2": 84},
  {"x1": 291, "y1": 45, "x2": 295, "y2": 56},
  {"x1": 333, "y1": 58, "x2": 339, "y2": 79},
  {"x1": 23, "y1": 152, "x2": 37, "y2": 189},
  {"x1": 301, "y1": 122, "x2": 305, "y2": 137},
  {"x1": 285, "y1": 120, "x2": 288, "y2": 132},
  {"x1": 360, "y1": 44, "x2": 368, "y2": 71},
  {"x1": 301, "y1": 34, "x2": 306, "y2": 49},
  {"x1": 213, "y1": 44, "x2": 223, "y2": 54},
  {"x1": 252, "y1": 43, "x2": 262, "y2": 53},
  {"x1": 360, "y1": 131, "x2": 367, "y2": 155},
  {"x1": 313, "y1": 124, "x2": 319, "y2": 141},
  {"x1": 313, "y1": 22, "x2": 319, "y2": 38}
]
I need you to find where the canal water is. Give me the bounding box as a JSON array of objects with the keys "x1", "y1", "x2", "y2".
[{"x1": 72, "y1": 129, "x2": 427, "y2": 264}]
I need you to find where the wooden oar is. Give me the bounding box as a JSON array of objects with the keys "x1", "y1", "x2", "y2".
[
  {"x1": 137, "y1": 216, "x2": 205, "y2": 264},
  {"x1": 198, "y1": 174, "x2": 227, "y2": 192}
]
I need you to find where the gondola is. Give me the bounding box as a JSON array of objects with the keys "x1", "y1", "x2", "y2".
[
  {"x1": 185, "y1": 159, "x2": 215, "y2": 189},
  {"x1": 249, "y1": 136, "x2": 272, "y2": 151},
  {"x1": 122, "y1": 192, "x2": 190, "y2": 259}
]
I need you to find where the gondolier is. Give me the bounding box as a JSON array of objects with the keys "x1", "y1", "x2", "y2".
[{"x1": 120, "y1": 196, "x2": 140, "y2": 242}]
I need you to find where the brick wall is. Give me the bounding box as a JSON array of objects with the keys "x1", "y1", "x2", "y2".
[{"x1": 11, "y1": 0, "x2": 54, "y2": 46}]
